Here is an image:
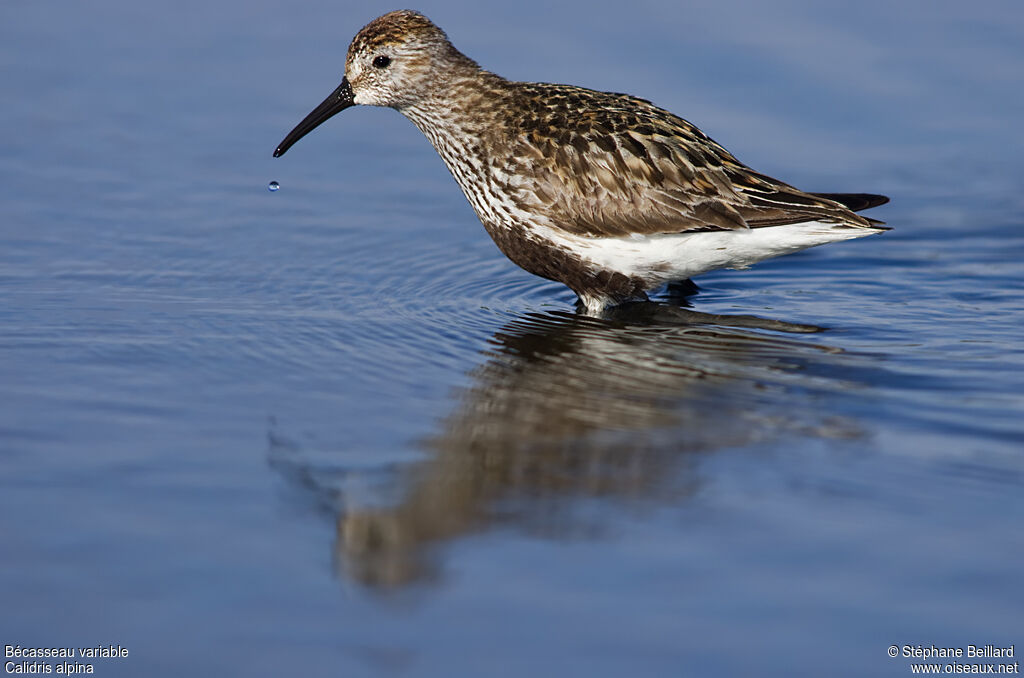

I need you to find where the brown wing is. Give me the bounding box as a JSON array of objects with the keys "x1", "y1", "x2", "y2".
[{"x1": 501, "y1": 83, "x2": 886, "y2": 237}]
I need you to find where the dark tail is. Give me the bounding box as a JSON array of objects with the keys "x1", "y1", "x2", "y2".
[{"x1": 811, "y1": 193, "x2": 890, "y2": 213}]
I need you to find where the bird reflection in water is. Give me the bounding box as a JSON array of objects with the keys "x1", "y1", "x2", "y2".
[{"x1": 269, "y1": 303, "x2": 862, "y2": 590}]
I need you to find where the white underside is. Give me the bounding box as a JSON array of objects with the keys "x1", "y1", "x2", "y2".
[{"x1": 527, "y1": 220, "x2": 881, "y2": 312}]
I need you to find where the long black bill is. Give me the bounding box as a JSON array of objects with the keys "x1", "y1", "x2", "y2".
[{"x1": 273, "y1": 77, "x2": 355, "y2": 157}]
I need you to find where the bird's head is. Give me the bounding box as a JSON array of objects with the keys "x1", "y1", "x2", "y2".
[{"x1": 274, "y1": 10, "x2": 471, "y2": 157}]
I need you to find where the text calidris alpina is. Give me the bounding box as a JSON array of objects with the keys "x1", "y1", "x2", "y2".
[{"x1": 274, "y1": 10, "x2": 889, "y2": 313}]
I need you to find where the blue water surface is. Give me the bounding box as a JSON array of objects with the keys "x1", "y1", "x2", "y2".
[{"x1": 1, "y1": 1, "x2": 1022, "y2": 676}]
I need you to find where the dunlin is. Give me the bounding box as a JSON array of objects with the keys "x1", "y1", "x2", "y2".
[{"x1": 274, "y1": 10, "x2": 888, "y2": 313}]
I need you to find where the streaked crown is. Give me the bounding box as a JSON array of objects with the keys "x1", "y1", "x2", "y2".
[{"x1": 344, "y1": 10, "x2": 478, "y2": 110}]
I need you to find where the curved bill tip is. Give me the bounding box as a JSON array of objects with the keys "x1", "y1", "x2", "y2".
[{"x1": 273, "y1": 77, "x2": 355, "y2": 158}]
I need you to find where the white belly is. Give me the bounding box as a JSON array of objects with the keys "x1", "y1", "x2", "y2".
[{"x1": 530, "y1": 220, "x2": 881, "y2": 286}]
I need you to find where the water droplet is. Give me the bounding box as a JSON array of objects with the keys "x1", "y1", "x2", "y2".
[{"x1": 268, "y1": 181, "x2": 280, "y2": 192}]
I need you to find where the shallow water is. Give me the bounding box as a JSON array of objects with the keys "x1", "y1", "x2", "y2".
[{"x1": 2, "y1": 1, "x2": 1022, "y2": 676}]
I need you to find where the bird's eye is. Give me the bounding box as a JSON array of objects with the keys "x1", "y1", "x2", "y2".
[{"x1": 372, "y1": 55, "x2": 391, "y2": 69}]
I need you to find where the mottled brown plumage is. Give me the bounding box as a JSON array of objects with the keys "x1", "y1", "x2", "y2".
[
  {"x1": 275, "y1": 10, "x2": 889, "y2": 312},
  {"x1": 496, "y1": 82, "x2": 885, "y2": 237}
]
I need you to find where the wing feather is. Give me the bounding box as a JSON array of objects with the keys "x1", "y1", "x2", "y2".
[{"x1": 500, "y1": 83, "x2": 886, "y2": 237}]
